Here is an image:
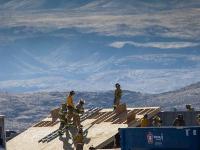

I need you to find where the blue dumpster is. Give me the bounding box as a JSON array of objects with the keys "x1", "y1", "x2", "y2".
[{"x1": 120, "y1": 127, "x2": 200, "y2": 150}]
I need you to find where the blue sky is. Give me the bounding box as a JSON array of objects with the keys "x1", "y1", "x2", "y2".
[{"x1": 0, "y1": 0, "x2": 200, "y2": 93}]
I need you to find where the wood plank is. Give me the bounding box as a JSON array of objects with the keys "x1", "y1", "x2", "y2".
[
  {"x1": 112, "y1": 113, "x2": 127, "y2": 124},
  {"x1": 97, "y1": 111, "x2": 116, "y2": 123},
  {"x1": 94, "y1": 112, "x2": 113, "y2": 124},
  {"x1": 104, "y1": 112, "x2": 118, "y2": 122}
]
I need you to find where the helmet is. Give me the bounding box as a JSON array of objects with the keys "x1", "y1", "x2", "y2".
[
  {"x1": 79, "y1": 128, "x2": 83, "y2": 133},
  {"x1": 115, "y1": 83, "x2": 120, "y2": 87},
  {"x1": 78, "y1": 125, "x2": 83, "y2": 133},
  {"x1": 186, "y1": 104, "x2": 191, "y2": 109},
  {"x1": 79, "y1": 99, "x2": 85, "y2": 105},
  {"x1": 144, "y1": 114, "x2": 148, "y2": 118},
  {"x1": 178, "y1": 114, "x2": 183, "y2": 119},
  {"x1": 70, "y1": 90, "x2": 75, "y2": 95}
]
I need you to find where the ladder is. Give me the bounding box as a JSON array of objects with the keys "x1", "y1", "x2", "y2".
[
  {"x1": 38, "y1": 107, "x2": 101, "y2": 143},
  {"x1": 80, "y1": 107, "x2": 100, "y2": 121},
  {"x1": 38, "y1": 129, "x2": 59, "y2": 143}
]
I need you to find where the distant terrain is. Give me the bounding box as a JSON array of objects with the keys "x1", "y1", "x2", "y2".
[{"x1": 0, "y1": 82, "x2": 200, "y2": 132}]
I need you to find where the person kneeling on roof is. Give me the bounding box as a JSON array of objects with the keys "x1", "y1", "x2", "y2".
[
  {"x1": 74, "y1": 99, "x2": 85, "y2": 128},
  {"x1": 58, "y1": 103, "x2": 68, "y2": 136},
  {"x1": 173, "y1": 114, "x2": 185, "y2": 126},
  {"x1": 140, "y1": 114, "x2": 149, "y2": 127},
  {"x1": 152, "y1": 115, "x2": 162, "y2": 127}
]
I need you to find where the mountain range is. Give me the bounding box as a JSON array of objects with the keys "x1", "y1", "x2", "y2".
[
  {"x1": 1, "y1": 0, "x2": 200, "y2": 94},
  {"x1": 0, "y1": 81, "x2": 200, "y2": 132}
]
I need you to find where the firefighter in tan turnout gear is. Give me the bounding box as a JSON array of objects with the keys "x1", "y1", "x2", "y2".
[
  {"x1": 152, "y1": 115, "x2": 162, "y2": 127},
  {"x1": 113, "y1": 83, "x2": 122, "y2": 110},
  {"x1": 73, "y1": 126, "x2": 84, "y2": 150},
  {"x1": 58, "y1": 103, "x2": 68, "y2": 136},
  {"x1": 66, "y1": 91, "x2": 75, "y2": 124},
  {"x1": 173, "y1": 114, "x2": 185, "y2": 126},
  {"x1": 74, "y1": 99, "x2": 85, "y2": 128}
]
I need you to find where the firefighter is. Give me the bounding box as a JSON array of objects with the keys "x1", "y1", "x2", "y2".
[
  {"x1": 66, "y1": 91, "x2": 75, "y2": 124},
  {"x1": 186, "y1": 104, "x2": 194, "y2": 111},
  {"x1": 113, "y1": 83, "x2": 122, "y2": 109},
  {"x1": 74, "y1": 99, "x2": 85, "y2": 128},
  {"x1": 152, "y1": 115, "x2": 162, "y2": 127},
  {"x1": 196, "y1": 114, "x2": 200, "y2": 125},
  {"x1": 73, "y1": 126, "x2": 84, "y2": 150},
  {"x1": 141, "y1": 114, "x2": 149, "y2": 127},
  {"x1": 173, "y1": 114, "x2": 185, "y2": 126},
  {"x1": 58, "y1": 103, "x2": 68, "y2": 136},
  {"x1": 76, "y1": 99, "x2": 85, "y2": 114}
]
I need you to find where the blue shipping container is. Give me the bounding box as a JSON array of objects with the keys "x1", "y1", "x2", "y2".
[{"x1": 120, "y1": 127, "x2": 200, "y2": 150}]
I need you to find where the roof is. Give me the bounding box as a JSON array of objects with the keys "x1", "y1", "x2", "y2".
[{"x1": 7, "y1": 106, "x2": 160, "y2": 150}]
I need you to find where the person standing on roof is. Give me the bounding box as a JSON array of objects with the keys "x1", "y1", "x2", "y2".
[
  {"x1": 66, "y1": 91, "x2": 75, "y2": 123},
  {"x1": 113, "y1": 83, "x2": 122, "y2": 110},
  {"x1": 74, "y1": 99, "x2": 85, "y2": 128},
  {"x1": 140, "y1": 114, "x2": 149, "y2": 127},
  {"x1": 67, "y1": 91, "x2": 75, "y2": 108},
  {"x1": 75, "y1": 99, "x2": 85, "y2": 114},
  {"x1": 58, "y1": 103, "x2": 68, "y2": 136}
]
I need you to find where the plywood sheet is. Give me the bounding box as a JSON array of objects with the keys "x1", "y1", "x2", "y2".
[{"x1": 7, "y1": 107, "x2": 160, "y2": 150}]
